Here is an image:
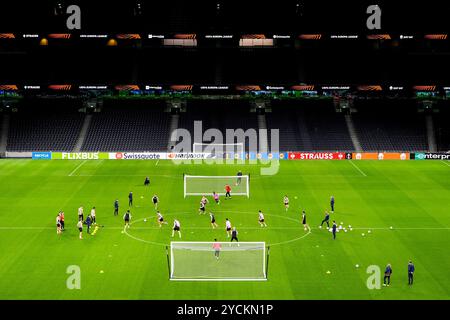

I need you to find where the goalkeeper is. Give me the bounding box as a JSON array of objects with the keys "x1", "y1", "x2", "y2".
[{"x1": 236, "y1": 170, "x2": 243, "y2": 186}]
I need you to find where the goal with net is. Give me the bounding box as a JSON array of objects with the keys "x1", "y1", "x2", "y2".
[
  {"x1": 192, "y1": 142, "x2": 244, "y2": 159},
  {"x1": 183, "y1": 174, "x2": 250, "y2": 198},
  {"x1": 167, "y1": 242, "x2": 268, "y2": 281}
]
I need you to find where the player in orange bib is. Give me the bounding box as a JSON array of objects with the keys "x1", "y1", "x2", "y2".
[{"x1": 225, "y1": 184, "x2": 231, "y2": 199}]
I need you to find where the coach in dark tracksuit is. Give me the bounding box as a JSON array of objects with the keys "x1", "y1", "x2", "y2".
[
  {"x1": 114, "y1": 199, "x2": 119, "y2": 216},
  {"x1": 408, "y1": 261, "x2": 415, "y2": 285},
  {"x1": 383, "y1": 264, "x2": 392, "y2": 286},
  {"x1": 128, "y1": 192, "x2": 133, "y2": 207},
  {"x1": 85, "y1": 215, "x2": 92, "y2": 234},
  {"x1": 332, "y1": 221, "x2": 337, "y2": 240},
  {"x1": 321, "y1": 211, "x2": 330, "y2": 228},
  {"x1": 231, "y1": 227, "x2": 239, "y2": 242}
]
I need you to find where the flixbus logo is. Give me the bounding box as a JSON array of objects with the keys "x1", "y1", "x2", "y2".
[{"x1": 61, "y1": 152, "x2": 99, "y2": 160}]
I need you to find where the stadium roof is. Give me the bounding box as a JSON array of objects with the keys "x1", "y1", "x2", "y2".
[{"x1": 0, "y1": 1, "x2": 449, "y2": 85}]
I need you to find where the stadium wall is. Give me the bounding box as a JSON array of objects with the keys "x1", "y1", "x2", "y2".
[{"x1": 3, "y1": 151, "x2": 448, "y2": 160}]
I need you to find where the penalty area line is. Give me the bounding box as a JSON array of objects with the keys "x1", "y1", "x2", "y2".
[
  {"x1": 441, "y1": 160, "x2": 450, "y2": 167},
  {"x1": 68, "y1": 160, "x2": 88, "y2": 177},
  {"x1": 349, "y1": 160, "x2": 367, "y2": 177}
]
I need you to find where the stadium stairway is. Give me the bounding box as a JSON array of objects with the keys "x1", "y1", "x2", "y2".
[
  {"x1": 0, "y1": 114, "x2": 10, "y2": 154},
  {"x1": 72, "y1": 114, "x2": 92, "y2": 152},
  {"x1": 345, "y1": 114, "x2": 363, "y2": 151},
  {"x1": 168, "y1": 114, "x2": 180, "y2": 151},
  {"x1": 425, "y1": 114, "x2": 437, "y2": 152}
]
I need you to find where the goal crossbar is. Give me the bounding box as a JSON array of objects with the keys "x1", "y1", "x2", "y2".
[
  {"x1": 169, "y1": 241, "x2": 267, "y2": 281},
  {"x1": 192, "y1": 142, "x2": 245, "y2": 155},
  {"x1": 183, "y1": 174, "x2": 250, "y2": 198}
]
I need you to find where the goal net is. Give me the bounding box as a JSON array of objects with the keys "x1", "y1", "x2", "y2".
[
  {"x1": 192, "y1": 143, "x2": 244, "y2": 159},
  {"x1": 168, "y1": 242, "x2": 268, "y2": 281},
  {"x1": 184, "y1": 175, "x2": 250, "y2": 198}
]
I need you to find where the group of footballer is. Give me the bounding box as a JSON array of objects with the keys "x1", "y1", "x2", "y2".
[{"x1": 54, "y1": 172, "x2": 338, "y2": 242}]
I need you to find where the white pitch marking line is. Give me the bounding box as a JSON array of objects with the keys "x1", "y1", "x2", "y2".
[
  {"x1": 68, "y1": 160, "x2": 87, "y2": 176},
  {"x1": 349, "y1": 160, "x2": 367, "y2": 177},
  {"x1": 2, "y1": 226, "x2": 450, "y2": 232},
  {"x1": 70, "y1": 174, "x2": 179, "y2": 179},
  {"x1": 441, "y1": 160, "x2": 450, "y2": 167},
  {"x1": 155, "y1": 159, "x2": 160, "y2": 166}
]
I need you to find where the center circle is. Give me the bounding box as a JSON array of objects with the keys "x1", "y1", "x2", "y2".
[{"x1": 124, "y1": 210, "x2": 311, "y2": 247}]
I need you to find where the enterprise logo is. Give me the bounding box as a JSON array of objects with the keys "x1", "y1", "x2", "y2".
[{"x1": 415, "y1": 153, "x2": 450, "y2": 160}]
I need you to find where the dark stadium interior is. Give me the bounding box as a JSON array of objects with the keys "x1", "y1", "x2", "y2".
[
  {"x1": 2, "y1": 41, "x2": 450, "y2": 84},
  {"x1": 0, "y1": 0, "x2": 449, "y2": 154},
  {"x1": 1, "y1": 1, "x2": 449, "y2": 33},
  {"x1": 2, "y1": 96, "x2": 449, "y2": 152}
]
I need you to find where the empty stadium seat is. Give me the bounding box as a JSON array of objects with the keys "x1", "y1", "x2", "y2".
[
  {"x1": 266, "y1": 100, "x2": 354, "y2": 152},
  {"x1": 81, "y1": 101, "x2": 170, "y2": 152},
  {"x1": 352, "y1": 101, "x2": 428, "y2": 152},
  {"x1": 7, "y1": 111, "x2": 84, "y2": 152}
]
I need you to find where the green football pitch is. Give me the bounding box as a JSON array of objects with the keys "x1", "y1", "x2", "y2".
[{"x1": 0, "y1": 159, "x2": 449, "y2": 300}]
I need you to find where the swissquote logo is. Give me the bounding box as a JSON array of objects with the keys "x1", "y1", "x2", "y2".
[{"x1": 115, "y1": 153, "x2": 124, "y2": 159}]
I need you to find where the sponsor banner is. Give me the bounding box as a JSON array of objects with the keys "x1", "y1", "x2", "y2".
[
  {"x1": 382, "y1": 153, "x2": 409, "y2": 160},
  {"x1": 279, "y1": 152, "x2": 288, "y2": 160},
  {"x1": 263, "y1": 152, "x2": 280, "y2": 160},
  {"x1": 412, "y1": 152, "x2": 450, "y2": 160},
  {"x1": 243, "y1": 153, "x2": 281, "y2": 160},
  {"x1": 32, "y1": 152, "x2": 52, "y2": 160},
  {"x1": 287, "y1": 152, "x2": 346, "y2": 160},
  {"x1": 352, "y1": 152, "x2": 378, "y2": 160},
  {"x1": 167, "y1": 153, "x2": 213, "y2": 160},
  {"x1": 28, "y1": 151, "x2": 419, "y2": 161},
  {"x1": 110, "y1": 152, "x2": 167, "y2": 160},
  {"x1": 246, "y1": 152, "x2": 257, "y2": 160},
  {"x1": 52, "y1": 152, "x2": 109, "y2": 160},
  {"x1": 352, "y1": 152, "x2": 409, "y2": 160},
  {"x1": 4, "y1": 152, "x2": 32, "y2": 158}
]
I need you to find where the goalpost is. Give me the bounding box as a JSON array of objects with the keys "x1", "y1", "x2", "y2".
[
  {"x1": 168, "y1": 242, "x2": 268, "y2": 281},
  {"x1": 183, "y1": 174, "x2": 250, "y2": 198},
  {"x1": 192, "y1": 142, "x2": 244, "y2": 158}
]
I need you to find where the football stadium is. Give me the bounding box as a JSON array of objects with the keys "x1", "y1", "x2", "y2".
[{"x1": 0, "y1": 0, "x2": 449, "y2": 308}]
